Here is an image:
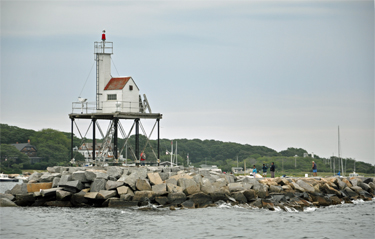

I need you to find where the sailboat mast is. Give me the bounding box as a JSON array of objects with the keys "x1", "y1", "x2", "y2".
[{"x1": 338, "y1": 126, "x2": 344, "y2": 176}]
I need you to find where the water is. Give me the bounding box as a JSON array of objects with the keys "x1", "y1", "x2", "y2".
[{"x1": 1, "y1": 182, "x2": 374, "y2": 239}]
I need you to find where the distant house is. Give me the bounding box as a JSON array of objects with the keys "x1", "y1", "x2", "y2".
[
  {"x1": 77, "y1": 142, "x2": 123, "y2": 162},
  {"x1": 10, "y1": 140, "x2": 42, "y2": 164},
  {"x1": 231, "y1": 167, "x2": 244, "y2": 174}
]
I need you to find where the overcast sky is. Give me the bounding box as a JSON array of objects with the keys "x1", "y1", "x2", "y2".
[{"x1": 1, "y1": 1, "x2": 374, "y2": 164}]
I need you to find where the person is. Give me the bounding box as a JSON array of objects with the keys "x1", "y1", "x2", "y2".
[
  {"x1": 262, "y1": 164, "x2": 268, "y2": 177},
  {"x1": 252, "y1": 165, "x2": 257, "y2": 177},
  {"x1": 312, "y1": 161, "x2": 317, "y2": 176},
  {"x1": 140, "y1": 152, "x2": 146, "y2": 166},
  {"x1": 270, "y1": 162, "x2": 275, "y2": 178}
]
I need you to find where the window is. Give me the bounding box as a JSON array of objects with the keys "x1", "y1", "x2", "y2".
[
  {"x1": 129, "y1": 85, "x2": 133, "y2": 91},
  {"x1": 107, "y1": 94, "x2": 117, "y2": 100}
]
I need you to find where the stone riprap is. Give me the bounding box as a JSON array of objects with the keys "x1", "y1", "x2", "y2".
[{"x1": 1, "y1": 166, "x2": 374, "y2": 211}]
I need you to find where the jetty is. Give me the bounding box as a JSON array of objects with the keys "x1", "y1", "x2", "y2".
[{"x1": 0, "y1": 166, "x2": 374, "y2": 210}]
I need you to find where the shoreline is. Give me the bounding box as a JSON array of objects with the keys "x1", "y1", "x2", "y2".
[{"x1": 1, "y1": 166, "x2": 374, "y2": 210}]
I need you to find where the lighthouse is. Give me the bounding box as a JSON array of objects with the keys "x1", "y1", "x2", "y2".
[
  {"x1": 69, "y1": 31, "x2": 162, "y2": 166},
  {"x1": 94, "y1": 30, "x2": 142, "y2": 113}
]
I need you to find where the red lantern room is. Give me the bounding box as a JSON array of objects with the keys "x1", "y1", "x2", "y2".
[{"x1": 102, "y1": 30, "x2": 106, "y2": 41}]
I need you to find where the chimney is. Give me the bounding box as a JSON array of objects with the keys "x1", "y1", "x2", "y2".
[
  {"x1": 28, "y1": 139, "x2": 30, "y2": 144},
  {"x1": 16, "y1": 142, "x2": 18, "y2": 144}
]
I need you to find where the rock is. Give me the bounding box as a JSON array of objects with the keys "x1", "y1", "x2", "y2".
[
  {"x1": 313, "y1": 195, "x2": 331, "y2": 206},
  {"x1": 341, "y1": 178, "x2": 353, "y2": 188},
  {"x1": 0, "y1": 198, "x2": 18, "y2": 207},
  {"x1": 261, "y1": 199, "x2": 275, "y2": 210},
  {"x1": 296, "y1": 180, "x2": 315, "y2": 193},
  {"x1": 242, "y1": 178, "x2": 260, "y2": 185},
  {"x1": 120, "y1": 194, "x2": 133, "y2": 201},
  {"x1": 56, "y1": 190, "x2": 72, "y2": 201},
  {"x1": 97, "y1": 190, "x2": 118, "y2": 200},
  {"x1": 123, "y1": 173, "x2": 139, "y2": 191},
  {"x1": 323, "y1": 184, "x2": 341, "y2": 196},
  {"x1": 52, "y1": 177, "x2": 61, "y2": 188},
  {"x1": 165, "y1": 178, "x2": 177, "y2": 185},
  {"x1": 28, "y1": 172, "x2": 43, "y2": 182},
  {"x1": 72, "y1": 171, "x2": 89, "y2": 183},
  {"x1": 291, "y1": 182, "x2": 305, "y2": 192},
  {"x1": 84, "y1": 192, "x2": 98, "y2": 199},
  {"x1": 147, "y1": 172, "x2": 163, "y2": 185},
  {"x1": 282, "y1": 185, "x2": 292, "y2": 191},
  {"x1": 350, "y1": 178, "x2": 362, "y2": 187},
  {"x1": 90, "y1": 178, "x2": 107, "y2": 192},
  {"x1": 9, "y1": 183, "x2": 28, "y2": 195},
  {"x1": 107, "y1": 167, "x2": 123, "y2": 180},
  {"x1": 70, "y1": 191, "x2": 89, "y2": 207},
  {"x1": 351, "y1": 186, "x2": 365, "y2": 194},
  {"x1": 363, "y1": 178, "x2": 373, "y2": 184},
  {"x1": 243, "y1": 189, "x2": 257, "y2": 202},
  {"x1": 343, "y1": 187, "x2": 358, "y2": 198},
  {"x1": 133, "y1": 191, "x2": 155, "y2": 202},
  {"x1": 201, "y1": 179, "x2": 215, "y2": 194},
  {"x1": 117, "y1": 186, "x2": 134, "y2": 196},
  {"x1": 181, "y1": 200, "x2": 195, "y2": 209},
  {"x1": 15, "y1": 193, "x2": 35, "y2": 206},
  {"x1": 59, "y1": 174, "x2": 72, "y2": 184},
  {"x1": 152, "y1": 183, "x2": 168, "y2": 196},
  {"x1": 27, "y1": 182, "x2": 53, "y2": 193},
  {"x1": 159, "y1": 172, "x2": 170, "y2": 181},
  {"x1": 39, "y1": 172, "x2": 57, "y2": 182},
  {"x1": 336, "y1": 179, "x2": 347, "y2": 190},
  {"x1": 85, "y1": 170, "x2": 107, "y2": 181},
  {"x1": 41, "y1": 187, "x2": 63, "y2": 197},
  {"x1": 357, "y1": 182, "x2": 371, "y2": 192},
  {"x1": 59, "y1": 180, "x2": 83, "y2": 192},
  {"x1": 45, "y1": 201, "x2": 72, "y2": 207},
  {"x1": 0, "y1": 193, "x2": 14, "y2": 201},
  {"x1": 269, "y1": 185, "x2": 282, "y2": 193},
  {"x1": 168, "y1": 192, "x2": 187, "y2": 205},
  {"x1": 188, "y1": 192, "x2": 212, "y2": 208},
  {"x1": 177, "y1": 178, "x2": 197, "y2": 190},
  {"x1": 231, "y1": 191, "x2": 247, "y2": 203},
  {"x1": 166, "y1": 183, "x2": 183, "y2": 193},
  {"x1": 253, "y1": 184, "x2": 269, "y2": 199},
  {"x1": 155, "y1": 196, "x2": 169, "y2": 205},
  {"x1": 106, "y1": 180, "x2": 124, "y2": 190},
  {"x1": 369, "y1": 182, "x2": 375, "y2": 191},
  {"x1": 136, "y1": 179, "x2": 152, "y2": 191},
  {"x1": 210, "y1": 192, "x2": 227, "y2": 202},
  {"x1": 250, "y1": 198, "x2": 262, "y2": 208},
  {"x1": 108, "y1": 199, "x2": 138, "y2": 208},
  {"x1": 228, "y1": 183, "x2": 243, "y2": 192},
  {"x1": 183, "y1": 185, "x2": 200, "y2": 196}
]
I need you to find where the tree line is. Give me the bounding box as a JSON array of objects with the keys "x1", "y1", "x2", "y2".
[{"x1": 0, "y1": 123, "x2": 374, "y2": 175}]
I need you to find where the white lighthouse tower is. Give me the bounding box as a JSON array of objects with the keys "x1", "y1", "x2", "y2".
[{"x1": 94, "y1": 30, "x2": 144, "y2": 113}]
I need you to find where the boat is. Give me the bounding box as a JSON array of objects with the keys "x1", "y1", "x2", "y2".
[{"x1": 0, "y1": 173, "x2": 19, "y2": 182}]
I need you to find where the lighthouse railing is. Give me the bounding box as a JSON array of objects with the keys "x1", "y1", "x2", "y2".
[
  {"x1": 72, "y1": 101, "x2": 140, "y2": 114},
  {"x1": 94, "y1": 41, "x2": 113, "y2": 55}
]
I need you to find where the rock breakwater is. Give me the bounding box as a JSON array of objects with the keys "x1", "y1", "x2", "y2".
[{"x1": 1, "y1": 166, "x2": 374, "y2": 210}]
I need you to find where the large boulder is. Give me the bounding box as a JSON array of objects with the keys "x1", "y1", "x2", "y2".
[
  {"x1": 40, "y1": 187, "x2": 63, "y2": 197},
  {"x1": 210, "y1": 192, "x2": 227, "y2": 202},
  {"x1": 0, "y1": 193, "x2": 14, "y2": 201},
  {"x1": 106, "y1": 180, "x2": 124, "y2": 190},
  {"x1": 243, "y1": 189, "x2": 257, "y2": 202},
  {"x1": 39, "y1": 172, "x2": 61, "y2": 182},
  {"x1": 70, "y1": 190, "x2": 89, "y2": 207},
  {"x1": 117, "y1": 186, "x2": 134, "y2": 196},
  {"x1": 231, "y1": 191, "x2": 247, "y2": 204},
  {"x1": 72, "y1": 171, "x2": 89, "y2": 183},
  {"x1": 90, "y1": 178, "x2": 107, "y2": 192},
  {"x1": 52, "y1": 177, "x2": 61, "y2": 188},
  {"x1": 188, "y1": 192, "x2": 212, "y2": 208},
  {"x1": 97, "y1": 190, "x2": 118, "y2": 200},
  {"x1": 228, "y1": 183, "x2": 243, "y2": 192},
  {"x1": 147, "y1": 172, "x2": 163, "y2": 185},
  {"x1": 56, "y1": 190, "x2": 72, "y2": 201},
  {"x1": 168, "y1": 192, "x2": 187, "y2": 205},
  {"x1": 155, "y1": 196, "x2": 169, "y2": 205},
  {"x1": 152, "y1": 183, "x2": 167, "y2": 196},
  {"x1": 27, "y1": 182, "x2": 53, "y2": 193},
  {"x1": 9, "y1": 183, "x2": 28, "y2": 195},
  {"x1": 166, "y1": 183, "x2": 183, "y2": 193},
  {"x1": 341, "y1": 178, "x2": 353, "y2": 188},
  {"x1": 291, "y1": 182, "x2": 305, "y2": 192},
  {"x1": 343, "y1": 187, "x2": 358, "y2": 198},
  {"x1": 133, "y1": 191, "x2": 155, "y2": 202},
  {"x1": 108, "y1": 199, "x2": 138, "y2": 208},
  {"x1": 85, "y1": 170, "x2": 108, "y2": 182},
  {"x1": 107, "y1": 167, "x2": 123, "y2": 180},
  {"x1": 15, "y1": 193, "x2": 35, "y2": 206},
  {"x1": 336, "y1": 179, "x2": 347, "y2": 190},
  {"x1": 165, "y1": 178, "x2": 177, "y2": 186},
  {"x1": 0, "y1": 198, "x2": 18, "y2": 207},
  {"x1": 136, "y1": 179, "x2": 152, "y2": 191},
  {"x1": 296, "y1": 180, "x2": 315, "y2": 193},
  {"x1": 59, "y1": 180, "x2": 83, "y2": 192}
]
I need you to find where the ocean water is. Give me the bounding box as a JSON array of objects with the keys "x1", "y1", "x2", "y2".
[{"x1": 1, "y1": 182, "x2": 374, "y2": 239}]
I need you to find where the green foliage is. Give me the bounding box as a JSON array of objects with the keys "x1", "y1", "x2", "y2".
[
  {"x1": 279, "y1": 147, "x2": 307, "y2": 157},
  {"x1": 0, "y1": 144, "x2": 30, "y2": 173},
  {"x1": 0, "y1": 124, "x2": 36, "y2": 144}
]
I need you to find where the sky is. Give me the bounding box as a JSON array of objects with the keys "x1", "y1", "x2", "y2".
[{"x1": 1, "y1": 1, "x2": 374, "y2": 164}]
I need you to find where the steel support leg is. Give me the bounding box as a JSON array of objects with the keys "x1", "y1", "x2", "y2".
[
  {"x1": 114, "y1": 118, "x2": 118, "y2": 161},
  {"x1": 71, "y1": 118, "x2": 74, "y2": 160},
  {"x1": 92, "y1": 118, "x2": 97, "y2": 163},
  {"x1": 157, "y1": 118, "x2": 160, "y2": 166},
  {"x1": 135, "y1": 118, "x2": 139, "y2": 164}
]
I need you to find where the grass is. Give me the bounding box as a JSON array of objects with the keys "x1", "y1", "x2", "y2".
[{"x1": 238, "y1": 171, "x2": 375, "y2": 178}]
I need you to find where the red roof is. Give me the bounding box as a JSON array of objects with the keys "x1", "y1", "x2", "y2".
[{"x1": 104, "y1": 77, "x2": 131, "y2": 90}]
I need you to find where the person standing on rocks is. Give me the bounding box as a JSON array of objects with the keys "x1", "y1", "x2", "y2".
[
  {"x1": 312, "y1": 161, "x2": 317, "y2": 176},
  {"x1": 270, "y1": 162, "x2": 275, "y2": 178},
  {"x1": 252, "y1": 165, "x2": 257, "y2": 178},
  {"x1": 262, "y1": 164, "x2": 268, "y2": 177}
]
